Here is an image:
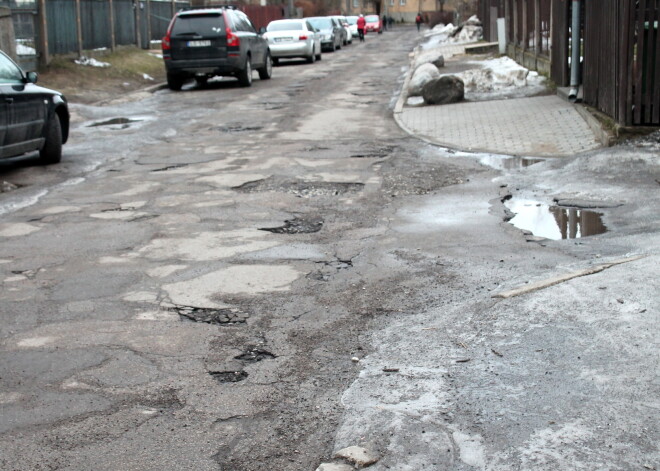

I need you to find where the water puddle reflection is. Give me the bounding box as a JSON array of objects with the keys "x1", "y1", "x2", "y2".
[
  {"x1": 506, "y1": 199, "x2": 607, "y2": 239},
  {"x1": 480, "y1": 155, "x2": 544, "y2": 170}
]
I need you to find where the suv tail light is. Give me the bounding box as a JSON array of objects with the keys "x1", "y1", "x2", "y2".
[
  {"x1": 226, "y1": 27, "x2": 240, "y2": 47},
  {"x1": 162, "y1": 15, "x2": 176, "y2": 53}
]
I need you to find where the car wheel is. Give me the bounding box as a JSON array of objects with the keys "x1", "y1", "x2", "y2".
[
  {"x1": 315, "y1": 48, "x2": 322, "y2": 61},
  {"x1": 39, "y1": 113, "x2": 62, "y2": 165},
  {"x1": 167, "y1": 73, "x2": 184, "y2": 91},
  {"x1": 306, "y1": 49, "x2": 315, "y2": 63},
  {"x1": 237, "y1": 57, "x2": 252, "y2": 87},
  {"x1": 258, "y1": 52, "x2": 273, "y2": 79}
]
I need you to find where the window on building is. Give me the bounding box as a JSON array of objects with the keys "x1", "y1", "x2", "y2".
[{"x1": 399, "y1": 0, "x2": 406, "y2": 5}]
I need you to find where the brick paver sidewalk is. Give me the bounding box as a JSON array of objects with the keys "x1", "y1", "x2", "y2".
[{"x1": 396, "y1": 95, "x2": 602, "y2": 157}]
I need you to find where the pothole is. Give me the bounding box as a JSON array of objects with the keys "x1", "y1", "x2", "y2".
[
  {"x1": 233, "y1": 177, "x2": 364, "y2": 198},
  {"x1": 174, "y1": 305, "x2": 249, "y2": 325},
  {"x1": 1, "y1": 181, "x2": 22, "y2": 193},
  {"x1": 308, "y1": 258, "x2": 353, "y2": 281},
  {"x1": 152, "y1": 164, "x2": 189, "y2": 172},
  {"x1": 88, "y1": 117, "x2": 143, "y2": 127},
  {"x1": 209, "y1": 371, "x2": 248, "y2": 383},
  {"x1": 234, "y1": 347, "x2": 276, "y2": 363},
  {"x1": 505, "y1": 199, "x2": 608, "y2": 239},
  {"x1": 259, "y1": 217, "x2": 323, "y2": 234},
  {"x1": 351, "y1": 145, "x2": 398, "y2": 159},
  {"x1": 211, "y1": 125, "x2": 263, "y2": 133}
]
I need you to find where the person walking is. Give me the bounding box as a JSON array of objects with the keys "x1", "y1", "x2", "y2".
[
  {"x1": 415, "y1": 13, "x2": 423, "y2": 32},
  {"x1": 357, "y1": 14, "x2": 366, "y2": 42}
]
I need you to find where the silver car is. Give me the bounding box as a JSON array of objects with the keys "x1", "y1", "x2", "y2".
[
  {"x1": 331, "y1": 15, "x2": 353, "y2": 45},
  {"x1": 264, "y1": 19, "x2": 322, "y2": 64}
]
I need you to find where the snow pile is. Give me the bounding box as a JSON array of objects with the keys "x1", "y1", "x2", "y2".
[
  {"x1": 16, "y1": 43, "x2": 36, "y2": 55},
  {"x1": 441, "y1": 57, "x2": 547, "y2": 100},
  {"x1": 74, "y1": 56, "x2": 111, "y2": 68},
  {"x1": 459, "y1": 57, "x2": 530, "y2": 92},
  {"x1": 142, "y1": 73, "x2": 155, "y2": 81},
  {"x1": 421, "y1": 23, "x2": 456, "y2": 49}
]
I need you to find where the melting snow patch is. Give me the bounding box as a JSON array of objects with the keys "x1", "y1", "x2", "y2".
[{"x1": 75, "y1": 56, "x2": 111, "y2": 68}]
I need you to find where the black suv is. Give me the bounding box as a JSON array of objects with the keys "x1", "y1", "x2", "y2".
[
  {"x1": 162, "y1": 7, "x2": 272, "y2": 90},
  {"x1": 0, "y1": 50, "x2": 69, "y2": 164}
]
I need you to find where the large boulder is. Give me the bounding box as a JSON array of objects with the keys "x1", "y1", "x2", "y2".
[
  {"x1": 422, "y1": 75, "x2": 464, "y2": 105},
  {"x1": 408, "y1": 63, "x2": 441, "y2": 96},
  {"x1": 413, "y1": 50, "x2": 445, "y2": 69}
]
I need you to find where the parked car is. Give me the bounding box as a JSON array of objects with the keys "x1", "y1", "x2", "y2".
[
  {"x1": 264, "y1": 19, "x2": 322, "y2": 64},
  {"x1": 0, "y1": 50, "x2": 69, "y2": 164},
  {"x1": 330, "y1": 15, "x2": 352, "y2": 45},
  {"x1": 365, "y1": 14, "x2": 383, "y2": 34},
  {"x1": 161, "y1": 7, "x2": 272, "y2": 90},
  {"x1": 346, "y1": 16, "x2": 360, "y2": 38},
  {"x1": 305, "y1": 17, "x2": 343, "y2": 52}
]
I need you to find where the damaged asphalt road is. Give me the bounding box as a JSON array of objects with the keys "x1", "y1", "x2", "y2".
[{"x1": 1, "y1": 29, "x2": 659, "y2": 471}]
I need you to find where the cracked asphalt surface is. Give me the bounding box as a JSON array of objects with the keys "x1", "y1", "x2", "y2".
[{"x1": 1, "y1": 28, "x2": 659, "y2": 471}]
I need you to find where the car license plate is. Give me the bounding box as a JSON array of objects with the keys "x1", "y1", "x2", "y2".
[
  {"x1": 274, "y1": 37, "x2": 293, "y2": 42},
  {"x1": 187, "y1": 40, "x2": 211, "y2": 47}
]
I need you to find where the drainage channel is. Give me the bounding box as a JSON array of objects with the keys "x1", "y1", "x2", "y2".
[{"x1": 506, "y1": 198, "x2": 608, "y2": 240}]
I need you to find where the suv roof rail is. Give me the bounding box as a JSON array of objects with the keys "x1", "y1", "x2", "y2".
[{"x1": 180, "y1": 5, "x2": 240, "y2": 12}]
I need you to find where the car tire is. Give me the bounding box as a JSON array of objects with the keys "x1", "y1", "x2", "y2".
[
  {"x1": 237, "y1": 57, "x2": 252, "y2": 87},
  {"x1": 258, "y1": 52, "x2": 273, "y2": 79},
  {"x1": 306, "y1": 50, "x2": 315, "y2": 63},
  {"x1": 315, "y1": 49, "x2": 322, "y2": 61},
  {"x1": 39, "y1": 113, "x2": 62, "y2": 165},
  {"x1": 167, "y1": 73, "x2": 184, "y2": 91}
]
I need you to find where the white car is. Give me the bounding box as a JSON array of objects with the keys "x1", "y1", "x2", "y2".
[
  {"x1": 331, "y1": 15, "x2": 353, "y2": 45},
  {"x1": 346, "y1": 16, "x2": 359, "y2": 38},
  {"x1": 264, "y1": 19, "x2": 322, "y2": 64}
]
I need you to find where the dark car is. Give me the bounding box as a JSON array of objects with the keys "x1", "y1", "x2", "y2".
[
  {"x1": 162, "y1": 7, "x2": 272, "y2": 90},
  {"x1": 0, "y1": 50, "x2": 69, "y2": 164},
  {"x1": 305, "y1": 17, "x2": 343, "y2": 52}
]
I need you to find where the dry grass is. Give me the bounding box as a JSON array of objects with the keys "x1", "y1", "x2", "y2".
[{"x1": 37, "y1": 46, "x2": 166, "y2": 104}]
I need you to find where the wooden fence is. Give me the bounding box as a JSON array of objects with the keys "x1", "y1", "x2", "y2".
[
  {"x1": 6, "y1": 1, "x2": 284, "y2": 69},
  {"x1": 584, "y1": 0, "x2": 659, "y2": 126},
  {"x1": 479, "y1": 0, "x2": 659, "y2": 127}
]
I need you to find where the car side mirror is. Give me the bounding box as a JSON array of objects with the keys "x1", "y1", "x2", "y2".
[
  {"x1": 258, "y1": 26, "x2": 266, "y2": 34},
  {"x1": 26, "y1": 71, "x2": 38, "y2": 84}
]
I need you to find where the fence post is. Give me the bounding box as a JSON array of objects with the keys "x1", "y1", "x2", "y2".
[
  {"x1": 37, "y1": 0, "x2": 50, "y2": 67},
  {"x1": 134, "y1": 0, "x2": 142, "y2": 48},
  {"x1": 521, "y1": 0, "x2": 527, "y2": 51},
  {"x1": 534, "y1": 0, "x2": 541, "y2": 55},
  {"x1": 146, "y1": 0, "x2": 152, "y2": 47},
  {"x1": 109, "y1": 0, "x2": 116, "y2": 51},
  {"x1": 513, "y1": 0, "x2": 518, "y2": 47},
  {"x1": 75, "y1": 0, "x2": 83, "y2": 56}
]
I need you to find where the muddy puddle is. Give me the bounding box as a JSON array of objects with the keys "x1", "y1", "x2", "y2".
[
  {"x1": 89, "y1": 117, "x2": 144, "y2": 127},
  {"x1": 506, "y1": 199, "x2": 607, "y2": 239}
]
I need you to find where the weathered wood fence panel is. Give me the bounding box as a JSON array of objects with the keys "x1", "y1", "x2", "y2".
[
  {"x1": 81, "y1": 0, "x2": 111, "y2": 50},
  {"x1": 583, "y1": 0, "x2": 659, "y2": 126},
  {"x1": 550, "y1": 0, "x2": 569, "y2": 87}
]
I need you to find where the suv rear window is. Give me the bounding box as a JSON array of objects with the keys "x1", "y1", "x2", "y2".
[{"x1": 172, "y1": 13, "x2": 226, "y2": 38}]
